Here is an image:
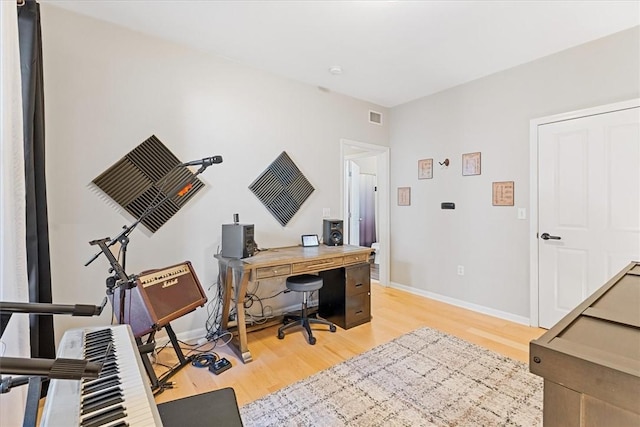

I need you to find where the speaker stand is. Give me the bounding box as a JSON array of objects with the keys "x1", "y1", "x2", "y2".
[{"x1": 139, "y1": 323, "x2": 193, "y2": 395}]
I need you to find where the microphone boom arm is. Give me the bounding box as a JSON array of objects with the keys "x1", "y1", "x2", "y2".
[{"x1": 85, "y1": 157, "x2": 219, "y2": 269}]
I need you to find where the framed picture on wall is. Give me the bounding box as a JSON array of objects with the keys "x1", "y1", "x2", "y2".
[
  {"x1": 462, "y1": 152, "x2": 481, "y2": 176},
  {"x1": 418, "y1": 158, "x2": 433, "y2": 179},
  {"x1": 492, "y1": 181, "x2": 515, "y2": 206},
  {"x1": 398, "y1": 187, "x2": 411, "y2": 206}
]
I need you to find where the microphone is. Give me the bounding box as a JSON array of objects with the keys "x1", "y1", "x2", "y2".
[{"x1": 181, "y1": 156, "x2": 223, "y2": 167}]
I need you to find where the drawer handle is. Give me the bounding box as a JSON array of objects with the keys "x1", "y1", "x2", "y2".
[
  {"x1": 355, "y1": 283, "x2": 363, "y2": 288},
  {"x1": 355, "y1": 310, "x2": 363, "y2": 315},
  {"x1": 306, "y1": 261, "x2": 335, "y2": 269}
]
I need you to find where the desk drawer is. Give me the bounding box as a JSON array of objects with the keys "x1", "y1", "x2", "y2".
[
  {"x1": 345, "y1": 292, "x2": 371, "y2": 329},
  {"x1": 292, "y1": 257, "x2": 343, "y2": 274},
  {"x1": 344, "y1": 253, "x2": 369, "y2": 266},
  {"x1": 346, "y1": 263, "x2": 371, "y2": 296},
  {"x1": 256, "y1": 264, "x2": 291, "y2": 279}
]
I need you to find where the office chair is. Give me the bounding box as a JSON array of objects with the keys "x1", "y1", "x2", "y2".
[{"x1": 277, "y1": 274, "x2": 336, "y2": 345}]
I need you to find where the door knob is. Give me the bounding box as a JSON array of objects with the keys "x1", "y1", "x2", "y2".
[{"x1": 540, "y1": 233, "x2": 561, "y2": 240}]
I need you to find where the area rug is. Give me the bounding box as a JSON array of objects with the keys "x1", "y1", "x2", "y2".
[{"x1": 240, "y1": 327, "x2": 543, "y2": 426}]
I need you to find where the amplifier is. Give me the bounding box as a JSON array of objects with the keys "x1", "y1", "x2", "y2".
[
  {"x1": 221, "y1": 223, "x2": 256, "y2": 259},
  {"x1": 111, "y1": 261, "x2": 207, "y2": 337}
]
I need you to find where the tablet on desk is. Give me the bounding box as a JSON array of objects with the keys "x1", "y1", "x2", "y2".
[{"x1": 301, "y1": 234, "x2": 319, "y2": 247}]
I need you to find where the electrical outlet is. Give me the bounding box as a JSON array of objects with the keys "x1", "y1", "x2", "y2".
[
  {"x1": 322, "y1": 208, "x2": 331, "y2": 218},
  {"x1": 457, "y1": 265, "x2": 465, "y2": 276}
]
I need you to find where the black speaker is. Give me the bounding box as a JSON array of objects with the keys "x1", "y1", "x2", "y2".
[{"x1": 323, "y1": 219, "x2": 343, "y2": 246}]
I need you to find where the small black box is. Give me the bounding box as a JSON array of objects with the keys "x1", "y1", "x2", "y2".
[{"x1": 209, "y1": 357, "x2": 232, "y2": 375}]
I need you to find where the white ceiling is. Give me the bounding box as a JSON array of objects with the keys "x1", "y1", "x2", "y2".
[{"x1": 44, "y1": 1, "x2": 639, "y2": 107}]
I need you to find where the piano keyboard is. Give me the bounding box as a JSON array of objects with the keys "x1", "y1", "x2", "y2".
[{"x1": 40, "y1": 325, "x2": 163, "y2": 427}]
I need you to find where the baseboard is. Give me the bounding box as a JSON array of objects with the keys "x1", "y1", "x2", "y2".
[
  {"x1": 153, "y1": 300, "x2": 316, "y2": 347},
  {"x1": 388, "y1": 281, "x2": 531, "y2": 326},
  {"x1": 156, "y1": 286, "x2": 530, "y2": 347}
]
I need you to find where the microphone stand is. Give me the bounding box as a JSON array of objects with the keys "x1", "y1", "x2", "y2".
[
  {"x1": 0, "y1": 301, "x2": 107, "y2": 427},
  {"x1": 85, "y1": 163, "x2": 210, "y2": 324},
  {"x1": 84, "y1": 162, "x2": 212, "y2": 393},
  {"x1": 0, "y1": 300, "x2": 107, "y2": 338}
]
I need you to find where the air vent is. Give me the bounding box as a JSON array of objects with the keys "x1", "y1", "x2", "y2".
[
  {"x1": 369, "y1": 110, "x2": 383, "y2": 125},
  {"x1": 249, "y1": 151, "x2": 314, "y2": 226},
  {"x1": 90, "y1": 135, "x2": 204, "y2": 233}
]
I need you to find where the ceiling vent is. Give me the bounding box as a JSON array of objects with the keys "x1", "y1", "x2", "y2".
[{"x1": 369, "y1": 110, "x2": 383, "y2": 125}]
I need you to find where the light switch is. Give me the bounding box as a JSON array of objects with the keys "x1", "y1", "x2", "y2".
[{"x1": 518, "y1": 208, "x2": 527, "y2": 220}]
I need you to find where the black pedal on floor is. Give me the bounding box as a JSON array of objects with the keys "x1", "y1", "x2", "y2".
[{"x1": 209, "y1": 358, "x2": 232, "y2": 375}]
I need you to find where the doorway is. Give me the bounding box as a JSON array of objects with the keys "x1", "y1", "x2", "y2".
[
  {"x1": 529, "y1": 99, "x2": 640, "y2": 328},
  {"x1": 341, "y1": 139, "x2": 389, "y2": 286}
]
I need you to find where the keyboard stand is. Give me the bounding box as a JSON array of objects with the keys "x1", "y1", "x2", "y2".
[{"x1": 21, "y1": 377, "x2": 42, "y2": 427}]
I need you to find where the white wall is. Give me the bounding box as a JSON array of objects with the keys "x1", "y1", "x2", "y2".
[
  {"x1": 389, "y1": 26, "x2": 640, "y2": 322},
  {"x1": 353, "y1": 156, "x2": 377, "y2": 175},
  {"x1": 40, "y1": 5, "x2": 388, "y2": 343}
]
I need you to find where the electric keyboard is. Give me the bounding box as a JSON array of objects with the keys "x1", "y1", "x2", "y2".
[{"x1": 40, "y1": 325, "x2": 163, "y2": 426}]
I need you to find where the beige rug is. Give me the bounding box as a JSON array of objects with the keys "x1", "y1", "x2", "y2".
[{"x1": 240, "y1": 327, "x2": 543, "y2": 426}]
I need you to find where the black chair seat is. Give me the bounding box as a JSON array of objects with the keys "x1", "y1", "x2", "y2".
[
  {"x1": 278, "y1": 274, "x2": 336, "y2": 345},
  {"x1": 286, "y1": 274, "x2": 323, "y2": 292}
]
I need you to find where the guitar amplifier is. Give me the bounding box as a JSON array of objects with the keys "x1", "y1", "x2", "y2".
[{"x1": 111, "y1": 261, "x2": 207, "y2": 337}]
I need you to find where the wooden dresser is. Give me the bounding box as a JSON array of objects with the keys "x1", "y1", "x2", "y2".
[{"x1": 529, "y1": 261, "x2": 640, "y2": 427}]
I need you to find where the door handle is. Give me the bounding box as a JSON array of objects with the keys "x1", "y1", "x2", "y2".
[{"x1": 540, "y1": 233, "x2": 561, "y2": 240}]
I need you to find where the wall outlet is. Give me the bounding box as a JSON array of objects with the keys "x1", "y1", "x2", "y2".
[
  {"x1": 322, "y1": 208, "x2": 331, "y2": 218},
  {"x1": 457, "y1": 265, "x2": 465, "y2": 276}
]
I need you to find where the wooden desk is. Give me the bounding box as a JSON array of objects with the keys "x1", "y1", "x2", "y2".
[{"x1": 215, "y1": 245, "x2": 372, "y2": 363}]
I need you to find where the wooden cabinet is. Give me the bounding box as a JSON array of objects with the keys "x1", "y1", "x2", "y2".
[
  {"x1": 530, "y1": 261, "x2": 640, "y2": 427},
  {"x1": 319, "y1": 263, "x2": 371, "y2": 329}
]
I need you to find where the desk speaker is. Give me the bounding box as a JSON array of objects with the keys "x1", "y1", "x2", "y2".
[
  {"x1": 323, "y1": 219, "x2": 343, "y2": 246},
  {"x1": 111, "y1": 261, "x2": 207, "y2": 337},
  {"x1": 221, "y1": 223, "x2": 256, "y2": 259}
]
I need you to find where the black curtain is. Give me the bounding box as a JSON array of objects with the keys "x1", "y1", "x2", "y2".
[{"x1": 18, "y1": 0, "x2": 55, "y2": 364}]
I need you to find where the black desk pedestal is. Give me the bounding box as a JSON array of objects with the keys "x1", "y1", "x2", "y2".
[
  {"x1": 157, "y1": 387, "x2": 243, "y2": 426},
  {"x1": 319, "y1": 263, "x2": 371, "y2": 329}
]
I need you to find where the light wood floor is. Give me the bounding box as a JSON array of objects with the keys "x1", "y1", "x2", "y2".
[{"x1": 153, "y1": 282, "x2": 545, "y2": 407}]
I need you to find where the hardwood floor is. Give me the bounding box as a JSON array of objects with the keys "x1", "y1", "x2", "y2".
[{"x1": 153, "y1": 282, "x2": 545, "y2": 407}]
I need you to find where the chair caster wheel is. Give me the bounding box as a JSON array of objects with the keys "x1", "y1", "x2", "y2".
[
  {"x1": 277, "y1": 331, "x2": 284, "y2": 339},
  {"x1": 330, "y1": 325, "x2": 336, "y2": 333},
  {"x1": 308, "y1": 337, "x2": 316, "y2": 345}
]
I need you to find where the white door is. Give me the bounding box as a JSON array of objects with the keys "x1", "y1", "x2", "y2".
[
  {"x1": 347, "y1": 160, "x2": 361, "y2": 245},
  {"x1": 538, "y1": 106, "x2": 640, "y2": 328}
]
